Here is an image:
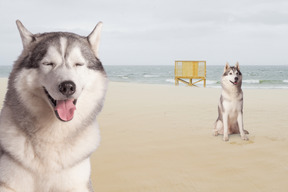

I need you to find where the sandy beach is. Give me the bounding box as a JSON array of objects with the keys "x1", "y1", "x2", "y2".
[{"x1": 0, "y1": 79, "x2": 288, "y2": 192}]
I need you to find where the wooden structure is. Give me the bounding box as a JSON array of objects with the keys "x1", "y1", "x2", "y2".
[{"x1": 175, "y1": 61, "x2": 206, "y2": 87}]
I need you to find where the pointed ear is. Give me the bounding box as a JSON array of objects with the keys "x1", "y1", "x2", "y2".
[
  {"x1": 87, "y1": 22, "x2": 103, "y2": 58},
  {"x1": 224, "y1": 62, "x2": 230, "y2": 72},
  {"x1": 16, "y1": 20, "x2": 34, "y2": 49},
  {"x1": 235, "y1": 62, "x2": 240, "y2": 70}
]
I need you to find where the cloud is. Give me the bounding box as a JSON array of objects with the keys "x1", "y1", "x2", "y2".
[{"x1": 0, "y1": 0, "x2": 288, "y2": 66}]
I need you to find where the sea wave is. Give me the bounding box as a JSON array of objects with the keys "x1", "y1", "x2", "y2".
[
  {"x1": 243, "y1": 79, "x2": 260, "y2": 84},
  {"x1": 259, "y1": 80, "x2": 285, "y2": 84},
  {"x1": 165, "y1": 79, "x2": 175, "y2": 83},
  {"x1": 143, "y1": 74, "x2": 160, "y2": 78},
  {"x1": 243, "y1": 79, "x2": 287, "y2": 85},
  {"x1": 115, "y1": 75, "x2": 129, "y2": 79},
  {"x1": 206, "y1": 80, "x2": 219, "y2": 85}
]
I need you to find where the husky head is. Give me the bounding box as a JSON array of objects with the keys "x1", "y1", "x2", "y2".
[
  {"x1": 7, "y1": 20, "x2": 107, "y2": 123},
  {"x1": 222, "y1": 62, "x2": 242, "y2": 87}
]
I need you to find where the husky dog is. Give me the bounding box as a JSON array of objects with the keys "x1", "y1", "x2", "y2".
[
  {"x1": 214, "y1": 62, "x2": 249, "y2": 141},
  {"x1": 0, "y1": 20, "x2": 107, "y2": 191}
]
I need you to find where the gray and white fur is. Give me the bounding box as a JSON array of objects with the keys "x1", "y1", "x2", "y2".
[
  {"x1": 214, "y1": 62, "x2": 249, "y2": 141},
  {"x1": 0, "y1": 20, "x2": 108, "y2": 191}
]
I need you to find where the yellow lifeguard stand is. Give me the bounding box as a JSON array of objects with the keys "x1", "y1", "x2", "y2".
[{"x1": 175, "y1": 61, "x2": 206, "y2": 87}]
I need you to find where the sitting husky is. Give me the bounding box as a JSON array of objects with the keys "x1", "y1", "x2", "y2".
[
  {"x1": 214, "y1": 62, "x2": 249, "y2": 141},
  {"x1": 0, "y1": 20, "x2": 107, "y2": 191}
]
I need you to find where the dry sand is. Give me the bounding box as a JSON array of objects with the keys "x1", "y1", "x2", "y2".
[{"x1": 0, "y1": 79, "x2": 288, "y2": 191}]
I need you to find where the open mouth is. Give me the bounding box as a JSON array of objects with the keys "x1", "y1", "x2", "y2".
[
  {"x1": 44, "y1": 88, "x2": 77, "y2": 122},
  {"x1": 230, "y1": 80, "x2": 238, "y2": 85}
]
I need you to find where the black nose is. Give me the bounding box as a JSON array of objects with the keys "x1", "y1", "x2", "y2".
[
  {"x1": 235, "y1": 77, "x2": 239, "y2": 81},
  {"x1": 59, "y1": 81, "x2": 76, "y2": 97}
]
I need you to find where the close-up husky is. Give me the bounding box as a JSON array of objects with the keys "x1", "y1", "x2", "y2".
[
  {"x1": 0, "y1": 20, "x2": 107, "y2": 191},
  {"x1": 214, "y1": 62, "x2": 249, "y2": 141}
]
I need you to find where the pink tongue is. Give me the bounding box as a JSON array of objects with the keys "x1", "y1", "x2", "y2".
[{"x1": 55, "y1": 99, "x2": 76, "y2": 121}]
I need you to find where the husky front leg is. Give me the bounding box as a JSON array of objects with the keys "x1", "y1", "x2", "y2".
[
  {"x1": 0, "y1": 155, "x2": 34, "y2": 192},
  {"x1": 223, "y1": 113, "x2": 229, "y2": 141},
  {"x1": 237, "y1": 113, "x2": 248, "y2": 140}
]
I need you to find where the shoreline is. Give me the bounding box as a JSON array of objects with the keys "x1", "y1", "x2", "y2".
[{"x1": 105, "y1": 80, "x2": 288, "y2": 90}]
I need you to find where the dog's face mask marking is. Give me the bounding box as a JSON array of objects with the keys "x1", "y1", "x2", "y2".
[
  {"x1": 223, "y1": 62, "x2": 242, "y2": 86},
  {"x1": 39, "y1": 41, "x2": 89, "y2": 122},
  {"x1": 16, "y1": 20, "x2": 105, "y2": 122}
]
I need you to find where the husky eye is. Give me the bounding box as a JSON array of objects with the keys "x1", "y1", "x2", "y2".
[
  {"x1": 75, "y1": 63, "x2": 84, "y2": 67},
  {"x1": 43, "y1": 62, "x2": 54, "y2": 66},
  {"x1": 229, "y1": 72, "x2": 232, "y2": 75}
]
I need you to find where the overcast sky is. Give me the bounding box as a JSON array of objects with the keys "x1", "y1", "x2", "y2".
[{"x1": 0, "y1": 0, "x2": 288, "y2": 66}]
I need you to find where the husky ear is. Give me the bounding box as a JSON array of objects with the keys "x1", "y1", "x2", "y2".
[
  {"x1": 235, "y1": 62, "x2": 240, "y2": 70},
  {"x1": 16, "y1": 20, "x2": 34, "y2": 49},
  {"x1": 224, "y1": 62, "x2": 230, "y2": 72},
  {"x1": 88, "y1": 22, "x2": 103, "y2": 58}
]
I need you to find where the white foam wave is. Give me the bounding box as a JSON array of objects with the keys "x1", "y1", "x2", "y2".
[
  {"x1": 243, "y1": 79, "x2": 260, "y2": 84},
  {"x1": 143, "y1": 75, "x2": 160, "y2": 78},
  {"x1": 206, "y1": 80, "x2": 218, "y2": 85},
  {"x1": 166, "y1": 79, "x2": 219, "y2": 86},
  {"x1": 166, "y1": 79, "x2": 175, "y2": 83},
  {"x1": 283, "y1": 80, "x2": 288, "y2": 83},
  {"x1": 116, "y1": 75, "x2": 128, "y2": 79}
]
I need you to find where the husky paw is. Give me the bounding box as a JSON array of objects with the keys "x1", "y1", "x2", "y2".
[
  {"x1": 223, "y1": 136, "x2": 229, "y2": 142},
  {"x1": 241, "y1": 134, "x2": 249, "y2": 141},
  {"x1": 213, "y1": 131, "x2": 219, "y2": 136}
]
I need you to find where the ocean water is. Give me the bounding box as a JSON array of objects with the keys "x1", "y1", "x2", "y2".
[
  {"x1": 105, "y1": 65, "x2": 288, "y2": 89},
  {"x1": 0, "y1": 65, "x2": 287, "y2": 89}
]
